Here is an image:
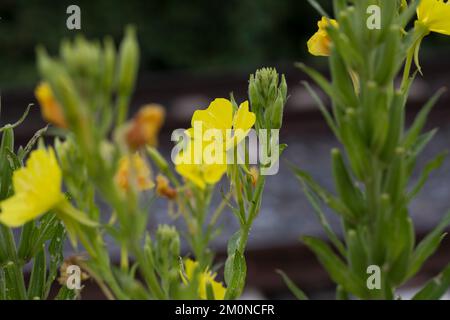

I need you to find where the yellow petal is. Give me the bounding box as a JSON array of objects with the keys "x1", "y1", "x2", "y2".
[
  {"x1": 175, "y1": 163, "x2": 207, "y2": 189},
  {"x1": 307, "y1": 17, "x2": 338, "y2": 57},
  {"x1": 0, "y1": 193, "x2": 42, "y2": 227},
  {"x1": 182, "y1": 259, "x2": 226, "y2": 300},
  {"x1": 231, "y1": 101, "x2": 256, "y2": 146},
  {"x1": 203, "y1": 163, "x2": 227, "y2": 185},
  {"x1": 233, "y1": 101, "x2": 256, "y2": 132},
  {"x1": 417, "y1": 0, "x2": 450, "y2": 36},
  {"x1": 0, "y1": 148, "x2": 64, "y2": 227},
  {"x1": 191, "y1": 98, "x2": 233, "y2": 131}
]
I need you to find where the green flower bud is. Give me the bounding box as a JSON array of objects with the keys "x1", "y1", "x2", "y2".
[
  {"x1": 156, "y1": 225, "x2": 181, "y2": 262},
  {"x1": 103, "y1": 36, "x2": 116, "y2": 94},
  {"x1": 117, "y1": 26, "x2": 139, "y2": 97},
  {"x1": 271, "y1": 93, "x2": 284, "y2": 129},
  {"x1": 248, "y1": 68, "x2": 287, "y2": 129}
]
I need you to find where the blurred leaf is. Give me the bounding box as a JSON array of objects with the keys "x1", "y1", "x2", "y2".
[
  {"x1": 27, "y1": 249, "x2": 47, "y2": 300},
  {"x1": 412, "y1": 263, "x2": 450, "y2": 300},
  {"x1": 407, "y1": 151, "x2": 447, "y2": 201},
  {"x1": 408, "y1": 210, "x2": 450, "y2": 279},
  {"x1": 302, "y1": 236, "x2": 367, "y2": 298},
  {"x1": 276, "y1": 269, "x2": 308, "y2": 300},
  {"x1": 403, "y1": 88, "x2": 446, "y2": 149}
]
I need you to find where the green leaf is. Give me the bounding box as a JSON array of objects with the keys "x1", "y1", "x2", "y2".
[
  {"x1": 0, "y1": 127, "x2": 14, "y2": 199},
  {"x1": 407, "y1": 151, "x2": 448, "y2": 201},
  {"x1": 398, "y1": 0, "x2": 419, "y2": 29},
  {"x1": 44, "y1": 220, "x2": 66, "y2": 298},
  {"x1": 347, "y1": 229, "x2": 368, "y2": 278},
  {"x1": 227, "y1": 231, "x2": 242, "y2": 256},
  {"x1": 306, "y1": 0, "x2": 329, "y2": 17},
  {"x1": 380, "y1": 91, "x2": 405, "y2": 162},
  {"x1": 296, "y1": 63, "x2": 348, "y2": 108},
  {"x1": 403, "y1": 88, "x2": 446, "y2": 149},
  {"x1": 302, "y1": 81, "x2": 340, "y2": 139},
  {"x1": 0, "y1": 268, "x2": 6, "y2": 300},
  {"x1": 27, "y1": 249, "x2": 47, "y2": 300},
  {"x1": 331, "y1": 149, "x2": 364, "y2": 218},
  {"x1": 412, "y1": 263, "x2": 450, "y2": 300},
  {"x1": 224, "y1": 250, "x2": 246, "y2": 300},
  {"x1": 302, "y1": 236, "x2": 367, "y2": 298},
  {"x1": 0, "y1": 104, "x2": 33, "y2": 134},
  {"x1": 302, "y1": 184, "x2": 346, "y2": 257},
  {"x1": 54, "y1": 286, "x2": 78, "y2": 300},
  {"x1": 276, "y1": 270, "x2": 308, "y2": 300},
  {"x1": 205, "y1": 282, "x2": 216, "y2": 300},
  {"x1": 408, "y1": 210, "x2": 450, "y2": 279},
  {"x1": 17, "y1": 221, "x2": 35, "y2": 261},
  {"x1": 292, "y1": 166, "x2": 355, "y2": 222}
]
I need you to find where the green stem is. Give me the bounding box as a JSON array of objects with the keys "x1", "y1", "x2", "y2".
[{"x1": 238, "y1": 176, "x2": 266, "y2": 254}]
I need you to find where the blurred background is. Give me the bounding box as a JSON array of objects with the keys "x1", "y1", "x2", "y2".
[{"x1": 1, "y1": 0, "x2": 450, "y2": 299}]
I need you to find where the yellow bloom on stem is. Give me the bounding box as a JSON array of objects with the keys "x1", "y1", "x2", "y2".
[
  {"x1": 417, "y1": 0, "x2": 450, "y2": 36},
  {"x1": 35, "y1": 82, "x2": 67, "y2": 128},
  {"x1": 307, "y1": 17, "x2": 338, "y2": 57},
  {"x1": 0, "y1": 148, "x2": 65, "y2": 227},
  {"x1": 175, "y1": 98, "x2": 255, "y2": 189},
  {"x1": 182, "y1": 259, "x2": 226, "y2": 300},
  {"x1": 115, "y1": 153, "x2": 154, "y2": 192}
]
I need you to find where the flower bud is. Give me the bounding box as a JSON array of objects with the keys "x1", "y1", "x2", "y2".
[
  {"x1": 155, "y1": 224, "x2": 180, "y2": 264},
  {"x1": 248, "y1": 68, "x2": 287, "y2": 129},
  {"x1": 117, "y1": 26, "x2": 139, "y2": 96}
]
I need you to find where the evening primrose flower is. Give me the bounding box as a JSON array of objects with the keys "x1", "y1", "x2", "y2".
[
  {"x1": 35, "y1": 82, "x2": 67, "y2": 128},
  {"x1": 175, "y1": 98, "x2": 255, "y2": 189},
  {"x1": 115, "y1": 153, "x2": 154, "y2": 192},
  {"x1": 417, "y1": 0, "x2": 450, "y2": 36},
  {"x1": 0, "y1": 148, "x2": 65, "y2": 227},
  {"x1": 307, "y1": 17, "x2": 338, "y2": 57},
  {"x1": 175, "y1": 146, "x2": 228, "y2": 189},
  {"x1": 181, "y1": 259, "x2": 226, "y2": 300}
]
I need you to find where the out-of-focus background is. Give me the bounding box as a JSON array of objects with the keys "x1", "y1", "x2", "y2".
[{"x1": 1, "y1": 0, "x2": 450, "y2": 299}]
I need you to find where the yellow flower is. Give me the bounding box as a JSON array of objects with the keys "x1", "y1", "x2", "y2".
[
  {"x1": 182, "y1": 259, "x2": 226, "y2": 300},
  {"x1": 175, "y1": 98, "x2": 255, "y2": 189},
  {"x1": 126, "y1": 104, "x2": 166, "y2": 150},
  {"x1": 417, "y1": 0, "x2": 450, "y2": 36},
  {"x1": 35, "y1": 82, "x2": 67, "y2": 128},
  {"x1": 115, "y1": 153, "x2": 154, "y2": 192},
  {"x1": 307, "y1": 17, "x2": 338, "y2": 57},
  {"x1": 175, "y1": 150, "x2": 227, "y2": 189},
  {"x1": 0, "y1": 148, "x2": 65, "y2": 227}
]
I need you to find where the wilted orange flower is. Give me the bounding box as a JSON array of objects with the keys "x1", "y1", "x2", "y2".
[
  {"x1": 35, "y1": 82, "x2": 67, "y2": 128},
  {"x1": 249, "y1": 166, "x2": 259, "y2": 186},
  {"x1": 126, "y1": 104, "x2": 165, "y2": 150},
  {"x1": 115, "y1": 153, "x2": 154, "y2": 192},
  {"x1": 156, "y1": 174, "x2": 177, "y2": 200}
]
